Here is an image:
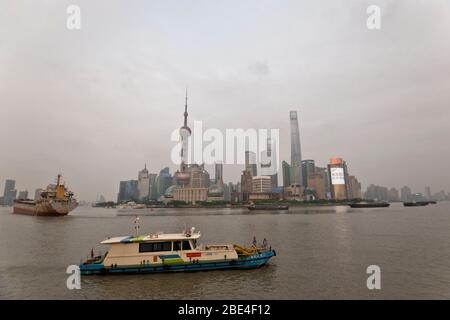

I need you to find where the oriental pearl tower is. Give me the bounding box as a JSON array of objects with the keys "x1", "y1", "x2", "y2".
[{"x1": 176, "y1": 89, "x2": 191, "y2": 187}]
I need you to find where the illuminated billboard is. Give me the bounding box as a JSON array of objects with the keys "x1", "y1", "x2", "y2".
[{"x1": 330, "y1": 167, "x2": 345, "y2": 185}]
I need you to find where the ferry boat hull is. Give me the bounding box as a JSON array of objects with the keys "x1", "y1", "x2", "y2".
[{"x1": 80, "y1": 250, "x2": 275, "y2": 275}]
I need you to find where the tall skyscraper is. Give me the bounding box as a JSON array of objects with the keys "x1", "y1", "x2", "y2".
[
  {"x1": 282, "y1": 161, "x2": 291, "y2": 187},
  {"x1": 179, "y1": 89, "x2": 191, "y2": 168},
  {"x1": 260, "y1": 137, "x2": 278, "y2": 188},
  {"x1": 215, "y1": 162, "x2": 223, "y2": 185},
  {"x1": 117, "y1": 180, "x2": 138, "y2": 203},
  {"x1": 347, "y1": 175, "x2": 362, "y2": 199},
  {"x1": 364, "y1": 184, "x2": 389, "y2": 201},
  {"x1": 137, "y1": 164, "x2": 150, "y2": 200},
  {"x1": 157, "y1": 167, "x2": 173, "y2": 198},
  {"x1": 18, "y1": 190, "x2": 28, "y2": 200},
  {"x1": 424, "y1": 186, "x2": 432, "y2": 200},
  {"x1": 1, "y1": 179, "x2": 17, "y2": 205},
  {"x1": 315, "y1": 167, "x2": 331, "y2": 198},
  {"x1": 388, "y1": 188, "x2": 400, "y2": 202},
  {"x1": 245, "y1": 150, "x2": 257, "y2": 176},
  {"x1": 149, "y1": 173, "x2": 158, "y2": 200},
  {"x1": 328, "y1": 158, "x2": 348, "y2": 200},
  {"x1": 289, "y1": 111, "x2": 302, "y2": 186},
  {"x1": 301, "y1": 159, "x2": 315, "y2": 188},
  {"x1": 307, "y1": 173, "x2": 326, "y2": 200},
  {"x1": 240, "y1": 170, "x2": 253, "y2": 202},
  {"x1": 400, "y1": 186, "x2": 412, "y2": 202}
]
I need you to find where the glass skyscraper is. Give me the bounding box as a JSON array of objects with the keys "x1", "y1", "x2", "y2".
[{"x1": 289, "y1": 111, "x2": 302, "y2": 185}]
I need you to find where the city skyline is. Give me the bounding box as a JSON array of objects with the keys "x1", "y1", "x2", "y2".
[{"x1": 1, "y1": 1, "x2": 450, "y2": 201}]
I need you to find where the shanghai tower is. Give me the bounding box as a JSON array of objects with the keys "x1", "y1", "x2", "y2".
[{"x1": 290, "y1": 111, "x2": 303, "y2": 186}]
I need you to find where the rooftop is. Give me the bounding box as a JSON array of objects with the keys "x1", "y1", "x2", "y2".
[{"x1": 101, "y1": 231, "x2": 201, "y2": 244}]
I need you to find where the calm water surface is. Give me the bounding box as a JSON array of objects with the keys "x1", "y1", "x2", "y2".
[{"x1": 1, "y1": 203, "x2": 449, "y2": 299}]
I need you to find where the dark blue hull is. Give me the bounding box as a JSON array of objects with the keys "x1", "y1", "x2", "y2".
[{"x1": 80, "y1": 250, "x2": 275, "y2": 275}]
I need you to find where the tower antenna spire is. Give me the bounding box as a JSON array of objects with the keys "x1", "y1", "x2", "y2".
[{"x1": 184, "y1": 87, "x2": 188, "y2": 127}]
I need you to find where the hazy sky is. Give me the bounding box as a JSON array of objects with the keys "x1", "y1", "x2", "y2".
[{"x1": 1, "y1": 0, "x2": 450, "y2": 201}]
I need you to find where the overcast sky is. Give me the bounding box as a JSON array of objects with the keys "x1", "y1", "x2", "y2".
[{"x1": 1, "y1": 0, "x2": 449, "y2": 201}]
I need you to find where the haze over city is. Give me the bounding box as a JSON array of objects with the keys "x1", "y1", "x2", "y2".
[{"x1": 1, "y1": 0, "x2": 450, "y2": 201}]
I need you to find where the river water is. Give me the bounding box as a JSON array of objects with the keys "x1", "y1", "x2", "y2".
[{"x1": 0, "y1": 202, "x2": 449, "y2": 299}]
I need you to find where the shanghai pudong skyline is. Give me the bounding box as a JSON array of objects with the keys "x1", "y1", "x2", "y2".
[{"x1": 2, "y1": 103, "x2": 448, "y2": 205}]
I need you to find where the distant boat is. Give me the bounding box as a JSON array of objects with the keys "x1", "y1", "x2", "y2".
[
  {"x1": 117, "y1": 202, "x2": 146, "y2": 211},
  {"x1": 403, "y1": 201, "x2": 429, "y2": 207},
  {"x1": 349, "y1": 202, "x2": 390, "y2": 208},
  {"x1": 247, "y1": 204, "x2": 289, "y2": 211},
  {"x1": 13, "y1": 174, "x2": 77, "y2": 216}
]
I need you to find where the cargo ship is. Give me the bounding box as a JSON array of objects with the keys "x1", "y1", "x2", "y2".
[
  {"x1": 13, "y1": 174, "x2": 78, "y2": 216},
  {"x1": 349, "y1": 201, "x2": 390, "y2": 208},
  {"x1": 403, "y1": 201, "x2": 430, "y2": 207},
  {"x1": 80, "y1": 227, "x2": 276, "y2": 275},
  {"x1": 247, "y1": 204, "x2": 289, "y2": 211}
]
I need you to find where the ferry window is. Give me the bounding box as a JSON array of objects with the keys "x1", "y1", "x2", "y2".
[
  {"x1": 192, "y1": 239, "x2": 197, "y2": 249},
  {"x1": 139, "y1": 242, "x2": 172, "y2": 252},
  {"x1": 153, "y1": 242, "x2": 172, "y2": 252},
  {"x1": 173, "y1": 241, "x2": 182, "y2": 251},
  {"x1": 182, "y1": 240, "x2": 191, "y2": 250},
  {"x1": 139, "y1": 243, "x2": 154, "y2": 253}
]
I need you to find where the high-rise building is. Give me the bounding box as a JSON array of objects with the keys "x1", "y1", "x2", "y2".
[
  {"x1": 282, "y1": 161, "x2": 291, "y2": 187},
  {"x1": 137, "y1": 164, "x2": 150, "y2": 200},
  {"x1": 307, "y1": 173, "x2": 326, "y2": 200},
  {"x1": 424, "y1": 186, "x2": 432, "y2": 200},
  {"x1": 260, "y1": 137, "x2": 278, "y2": 188},
  {"x1": 117, "y1": 180, "x2": 138, "y2": 203},
  {"x1": 179, "y1": 89, "x2": 191, "y2": 167},
  {"x1": 289, "y1": 111, "x2": 303, "y2": 186},
  {"x1": 400, "y1": 186, "x2": 412, "y2": 202},
  {"x1": 301, "y1": 160, "x2": 315, "y2": 188},
  {"x1": 388, "y1": 188, "x2": 400, "y2": 202},
  {"x1": 156, "y1": 167, "x2": 173, "y2": 198},
  {"x1": 251, "y1": 176, "x2": 272, "y2": 193},
  {"x1": 347, "y1": 175, "x2": 362, "y2": 199},
  {"x1": 149, "y1": 173, "x2": 158, "y2": 200},
  {"x1": 364, "y1": 184, "x2": 389, "y2": 201},
  {"x1": 240, "y1": 170, "x2": 253, "y2": 202},
  {"x1": 215, "y1": 162, "x2": 223, "y2": 185},
  {"x1": 315, "y1": 167, "x2": 331, "y2": 199},
  {"x1": 328, "y1": 158, "x2": 348, "y2": 200},
  {"x1": 1, "y1": 179, "x2": 17, "y2": 205},
  {"x1": 18, "y1": 190, "x2": 28, "y2": 200},
  {"x1": 245, "y1": 151, "x2": 258, "y2": 177}
]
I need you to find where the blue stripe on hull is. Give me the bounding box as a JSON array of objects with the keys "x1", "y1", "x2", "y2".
[{"x1": 80, "y1": 251, "x2": 274, "y2": 275}]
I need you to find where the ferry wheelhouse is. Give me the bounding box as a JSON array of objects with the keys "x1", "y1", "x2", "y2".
[{"x1": 80, "y1": 228, "x2": 275, "y2": 275}]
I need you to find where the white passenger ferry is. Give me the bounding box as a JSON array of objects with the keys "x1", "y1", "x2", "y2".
[{"x1": 80, "y1": 227, "x2": 275, "y2": 275}]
